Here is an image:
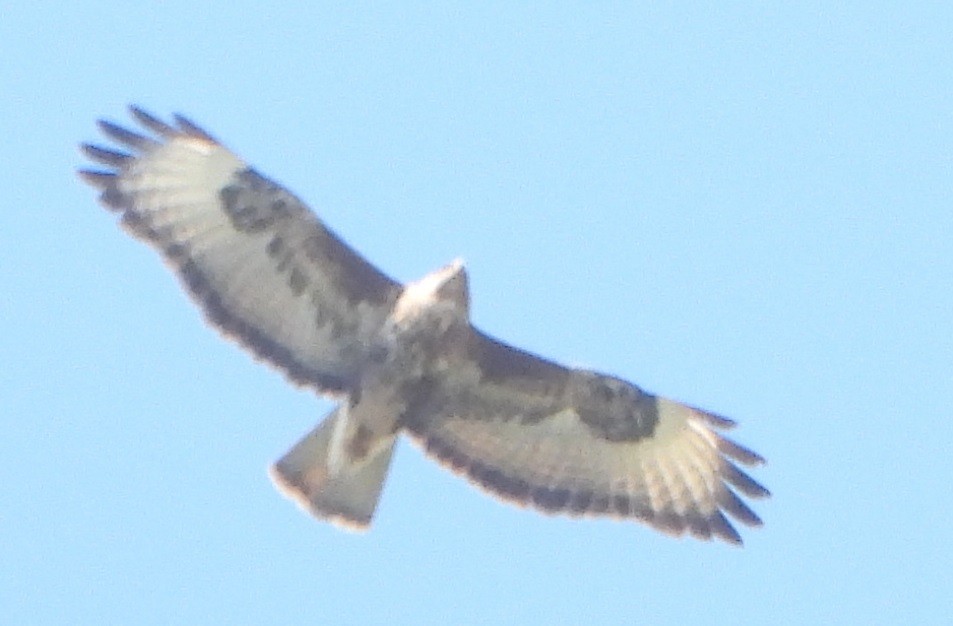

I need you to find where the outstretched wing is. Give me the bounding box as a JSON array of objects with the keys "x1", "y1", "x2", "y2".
[
  {"x1": 79, "y1": 107, "x2": 402, "y2": 393},
  {"x1": 405, "y1": 331, "x2": 769, "y2": 545}
]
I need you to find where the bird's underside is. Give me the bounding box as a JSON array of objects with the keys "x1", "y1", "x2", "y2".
[{"x1": 79, "y1": 106, "x2": 770, "y2": 545}]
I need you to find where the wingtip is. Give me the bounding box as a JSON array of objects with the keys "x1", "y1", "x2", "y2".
[
  {"x1": 76, "y1": 168, "x2": 114, "y2": 187},
  {"x1": 722, "y1": 461, "x2": 772, "y2": 499},
  {"x1": 97, "y1": 118, "x2": 157, "y2": 150},
  {"x1": 701, "y1": 409, "x2": 738, "y2": 430},
  {"x1": 80, "y1": 143, "x2": 132, "y2": 167},
  {"x1": 708, "y1": 511, "x2": 745, "y2": 546},
  {"x1": 717, "y1": 488, "x2": 764, "y2": 528},
  {"x1": 128, "y1": 105, "x2": 177, "y2": 137},
  {"x1": 172, "y1": 112, "x2": 217, "y2": 142},
  {"x1": 717, "y1": 434, "x2": 767, "y2": 466}
]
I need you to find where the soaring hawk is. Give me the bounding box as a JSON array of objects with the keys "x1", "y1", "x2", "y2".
[{"x1": 79, "y1": 107, "x2": 769, "y2": 544}]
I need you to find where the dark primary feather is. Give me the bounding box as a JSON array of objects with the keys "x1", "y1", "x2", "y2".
[
  {"x1": 97, "y1": 119, "x2": 159, "y2": 150},
  {"x1": 172, "y1": 112, "x2": 218, "y2": 142},
  {"x1": 81, "y1": 144, "x2": 132, "y2": 168},
  {"x1": 129, "y1": 106, "x2": 178, "y2": 137},
  {"x1": 722, "y1": 460, "x2": 772, "y2": 498}
]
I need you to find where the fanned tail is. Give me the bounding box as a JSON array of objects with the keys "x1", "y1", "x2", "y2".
[{"x1": 269, "y1": 406, "x2": 396, "y2": 529}]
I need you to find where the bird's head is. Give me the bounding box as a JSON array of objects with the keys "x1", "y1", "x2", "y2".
[{"x1": 391, "y1": 259, "x2": 471, "y2": 334}]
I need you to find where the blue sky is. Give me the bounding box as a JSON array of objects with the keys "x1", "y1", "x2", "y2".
[{"x1": 3, "y1": 3, "x2": 952, "y2": 624}]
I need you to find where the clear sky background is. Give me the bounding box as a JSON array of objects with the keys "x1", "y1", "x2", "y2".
[{"x1": 3, "y1": 3, "x2": 951, "y2": 624}]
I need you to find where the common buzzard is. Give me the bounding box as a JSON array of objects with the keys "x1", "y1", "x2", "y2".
[{"x1": 79, "y1": 107, "x2": 769, "y2": 544}]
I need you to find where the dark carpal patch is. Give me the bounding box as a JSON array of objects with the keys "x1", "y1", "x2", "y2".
[
  {"x1": 574, "y1": 374, "x2": 659, "y2": 442},
  {"x1": 221, "y1": 170, "x2": 399, "y2": 309},
  {"x1": 220, "y1": 168, "x2": 299, "y2": 233}
]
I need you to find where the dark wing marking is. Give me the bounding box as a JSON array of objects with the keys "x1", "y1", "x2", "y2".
[
  {"x1": 405, "y1": 331, "x2": 769, "y2": 544},
  {"x1": 79, "y1": 107, "x2": 402, "y2": 392}
]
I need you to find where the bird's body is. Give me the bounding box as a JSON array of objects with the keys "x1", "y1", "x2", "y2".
[
  {"x1": 273, "y1": 261, "x2": 472, "y2": 526},
  {"x1": 80, "y1": 107, "x2": 769, "y2": 544}
]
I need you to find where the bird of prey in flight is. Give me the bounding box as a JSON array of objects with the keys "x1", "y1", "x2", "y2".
[{"x1": 79, "y1": 107, "x2": 769, "y2": 544}]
